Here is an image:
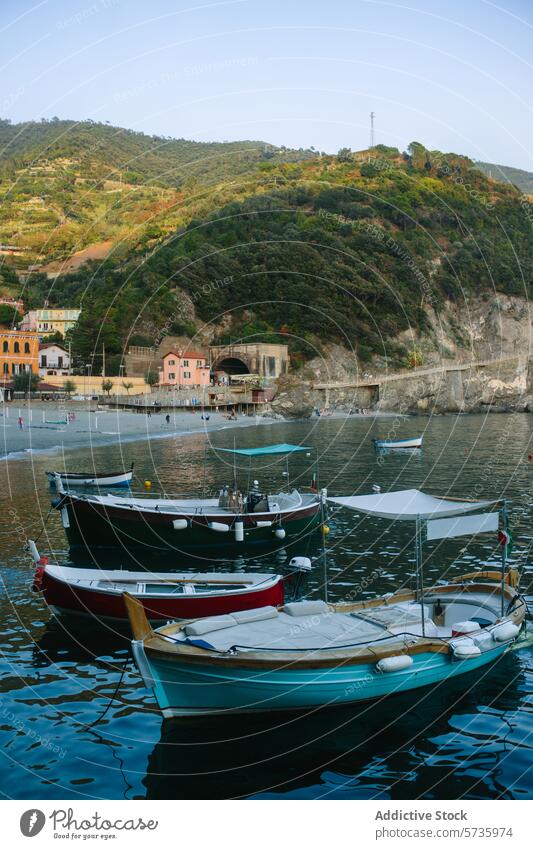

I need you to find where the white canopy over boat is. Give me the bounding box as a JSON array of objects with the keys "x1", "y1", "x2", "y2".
[{"x1": 327, "y1": 489, "x2": 498, "y2": 521}]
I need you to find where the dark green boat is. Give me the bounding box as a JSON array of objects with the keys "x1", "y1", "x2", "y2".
[{"x1": 52, "y1": 443, "x2": 322, "y2": 554}]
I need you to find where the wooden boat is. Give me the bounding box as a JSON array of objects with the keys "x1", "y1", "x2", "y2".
[
  {"x1": 47, "y1": 463, "x2": 134, "y2": 488},
  {"x1": 52, "y1": 444, "x2": 321, "y2": 552},
  {"x1": 125, "y1": 488, "x2": 526, "y2": 717},
  {"x1": 373, "y1": 436, "x2": 423, "y2": 450},
  {"x1": 32, "y1": 563, "x2": 286, "y2": 624}
]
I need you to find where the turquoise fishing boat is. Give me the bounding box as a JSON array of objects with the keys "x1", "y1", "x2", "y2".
[{"x1": 125, "y1": 489, "x2": 526, "y2": 717}]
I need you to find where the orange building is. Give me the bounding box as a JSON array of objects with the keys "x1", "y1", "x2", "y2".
[
  {"x1": 0, "y1": 329, "x2": 40, "y2": 379},
  {"x1": 160, "y1": 350, "x2": 210, "y2": 387}
]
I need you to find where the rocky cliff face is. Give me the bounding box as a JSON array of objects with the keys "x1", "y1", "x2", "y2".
[{"x1": 269, "y1": 296, "x2": 533, "y2": 417}]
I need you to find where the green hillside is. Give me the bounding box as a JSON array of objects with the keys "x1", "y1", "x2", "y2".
[
  {"x1": 475, "y1": 160, "x2": 533, "y2": 195},
  {"x1": 0, "y1": 117, "x2": 313, "y2": 266},
  {"x1": 22, "y1": 140, "x2": 531, "y2": 374}
]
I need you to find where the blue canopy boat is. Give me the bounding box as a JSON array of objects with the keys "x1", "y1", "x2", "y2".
[{"x1": 125, "y1": 488, "x2": 526, "y2": 717}]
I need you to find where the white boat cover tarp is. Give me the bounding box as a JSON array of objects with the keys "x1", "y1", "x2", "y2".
[
  {"x1": 426, "y1": 511, "x2": 499, "y2": 541},
  {"x1": 175, "y1": 601, "x2": 432, "y2": 652},
  {"x1": 327, "y1": 489, "x2": 498, "y2": 520}
]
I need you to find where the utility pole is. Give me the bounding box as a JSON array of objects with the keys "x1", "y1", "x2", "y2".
[{"x1": 370, "y1": 112, "x2": 375, "y2": 148}]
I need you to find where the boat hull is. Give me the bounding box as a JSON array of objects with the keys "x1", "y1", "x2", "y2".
[
  {"x1": 48, "y1": 470, "x2": 133, "y2": 488},
  {"x1": 38, "y1": 569, "x2": 285, "y2": 623},
  {"x1": 137, "y1": 641, "x2": 512, "y2": 717},
  {"x1": 55, "y1": 494, "x2": 321, "y2": 552},
  {"x1": 373, "y1": 438, "x2": 423, "y2": 450}
]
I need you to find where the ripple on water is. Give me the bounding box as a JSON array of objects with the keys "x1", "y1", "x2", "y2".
[{"x1": 0, "y1": 414, "x2": 531, "y2": 798}]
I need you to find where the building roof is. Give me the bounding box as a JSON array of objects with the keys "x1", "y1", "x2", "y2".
[
  {"x1": 163, "y1": 350, "x2": 208, "y2": 360},
  {"x1": 39, "y1": 342, "x2": 68, "y2": 352}
]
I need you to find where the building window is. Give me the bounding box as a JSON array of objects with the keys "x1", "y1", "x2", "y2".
[
  {"x1": 2, "y1": 341, "x2": 8, "y2": 353},
  {"x1": 169, "y1": 372, "x2": 175, "y2": 380},
  {"x1": 182, "y1": 360, "x2": 189, "y2": 367},
  {"x1": 196, "y1": 360, "x2": 203, "y2": 367},
  {"x1": 183, "y1": 371, "x2": 191, "y2": 379},
  {"x1": 3, "y1": 363, "x2": 8, "y2": 375},
  {"x1": 24, "y1": 342, "x2": 30, "y2": 353},
  {"x1": 11, "y1": 363, "x2": 17, "y2": 374},
  {"x1": 58, "y1": 356, "x2": 63, "y2": 368},
  {"x1": 168, "y1": 359, "x2": 175, "y2": 366},
  {"x1": 40, "y1": 355, "x2": 47, "y2": 367},
  {"x1": 14, "y1": 342, "x2": 20, "y2": 353}
]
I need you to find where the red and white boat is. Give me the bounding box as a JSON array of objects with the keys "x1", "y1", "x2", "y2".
[{"x1": 29, "y1": 542, "x2": 308, "y2": 625}]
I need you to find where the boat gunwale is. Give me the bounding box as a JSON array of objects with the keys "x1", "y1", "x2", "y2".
[
  {"x1": 57, "y1": 491, "x2": 320, "y2": 522},
  {"x1": 47, "y1": 469, "x2": 133, "y2": 481},
  {"x1": 140, "y1": 580, "x2": 524, "y2": 669},
  {"x1": 42, "y1": 564, "x2": 283, "y2": 600}
]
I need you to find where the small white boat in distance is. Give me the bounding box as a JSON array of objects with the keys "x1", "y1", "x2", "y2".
[
  {"x1": 47, "y1": 463, "x2": 134, "y2": 488},
  {"x1": 373, "y1": 436, "x2": 423, "y2": 450}
]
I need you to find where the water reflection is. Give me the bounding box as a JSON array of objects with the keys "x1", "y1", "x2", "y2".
[
  {"x1": 0, "y1": 414, "x2": 531, "y2": 799},
  {"x1": 143, "y1": 652, "x2": 526, "y2": 800}
]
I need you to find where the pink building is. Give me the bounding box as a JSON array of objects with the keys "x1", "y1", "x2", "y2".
[{"x1": 160, "y1": 350, "x2": 210, "y2": 387}]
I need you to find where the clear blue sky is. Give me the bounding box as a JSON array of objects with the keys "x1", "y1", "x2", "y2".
[{"x1": 2, "y1": 0, "x2": 533, "y2": 169}]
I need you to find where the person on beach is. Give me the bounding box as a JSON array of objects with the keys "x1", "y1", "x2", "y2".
[
  {"x1": 165, "y1": 414, "x2": 170, "y2": 424},
  {"x1": 18, "y1": 416, "x2": 23, "y2": 429}
]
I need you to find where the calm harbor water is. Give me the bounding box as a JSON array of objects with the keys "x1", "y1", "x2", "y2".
[{"x1": 0, "y1": 413, "x2": 531, "y2": 799}]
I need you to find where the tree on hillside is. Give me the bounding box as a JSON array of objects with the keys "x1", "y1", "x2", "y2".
[
  {"x1": 337, "y1": 147, "x2": 353, "y2": 162},
  {"x1": 0, "y1": 304, "x2": 22, "y2": 326},
  {"x1": 102, "y1": 379, "x2": 113, "y2": 396},
  {"x1": 122, "y1": 381, "x2": 133, "y2": 394},
  {"x1": 40, "y1": 330, "x2": 64, "y2": 344},
  {"x1": 13, "y1": 371, "x2": 39, "y2": 396},
  {"x1": 144, "y1": 370, "x2": 159, "y2": 388},
  {"x1": 64, "y1": 379, "x2": 76, "y2": 397}
]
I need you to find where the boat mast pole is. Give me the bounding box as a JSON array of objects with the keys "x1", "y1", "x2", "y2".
[
  {"x1": 500, "y1": 501, "x2": 508, "y2": 617},
  {"x1": 321, "y1": 491, "x2": 328, "y2": 604},
  {"x1": 416, "y1": 516, "x2": 426, "y2": 637}
]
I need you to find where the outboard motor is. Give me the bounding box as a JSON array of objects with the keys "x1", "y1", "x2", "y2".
[{"x1": 285, "y1": 556, "x2": 312, "y2": 601}]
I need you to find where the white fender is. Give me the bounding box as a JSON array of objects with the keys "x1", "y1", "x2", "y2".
[
  {"x1": 491, "y1": 622, "x2": 520, "y2": 642},
  {"x1": 376, "y1": 655, "x2": 413, "y2": 673},
  {"x1": 28, "y1": 539, "x2": 40, "y2": 563},
  {"x1": 172, "y1": 519, "x2": 188, "y2": 531},
  {"x1": 255, "y1": 521, "x2": 272, "y2": 528},
  {"x1": 274, "y1": 528, "x2": 286, "y2": 540},
  {"x1": 289, "y1": 556, "x2": 312, "y2": 572},
  {"x1": 208, "y1": 522, "x2": 230, "y2": 533},
  {"x1": 234, "y1": 521, "x2": 244, "y2": 542},
  {"x1": 451, "y1": 638, "x2": 482, "y2": 659}
]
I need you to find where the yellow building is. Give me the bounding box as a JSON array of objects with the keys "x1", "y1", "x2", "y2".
[
  {"x1": 0, "y1": 329, "x2": 40, "y2": 378},
  {"x1": 21, "y1": 308, "x2": 81, "y2": 336}
]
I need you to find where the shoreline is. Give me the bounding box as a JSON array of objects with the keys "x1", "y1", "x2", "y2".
[
  {"x1": 0, "y1": 405, "x2": 280, "y2": 463},
  {"x1": 0, "y1": 402, "x2": 407, "y2": 463}
]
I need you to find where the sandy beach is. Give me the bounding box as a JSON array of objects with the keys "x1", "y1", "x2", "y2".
[{"x1": 0, "y1": 401, "x2": 278, "y2": 461}]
